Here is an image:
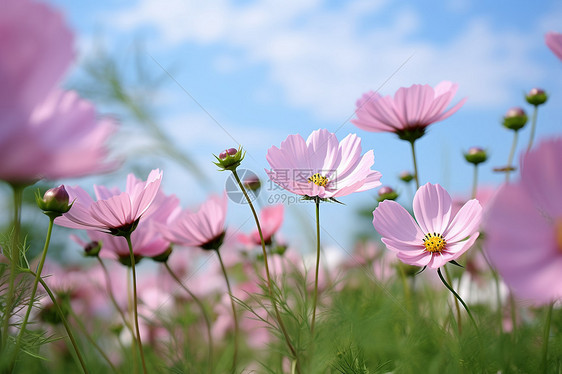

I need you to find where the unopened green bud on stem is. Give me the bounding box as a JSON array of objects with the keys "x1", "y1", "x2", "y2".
[{"x1": 35, "y1": 185, "x2": 72, "y2": 218}]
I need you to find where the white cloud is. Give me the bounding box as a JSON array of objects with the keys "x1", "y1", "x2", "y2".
[
  {"x1": 107, "y1": 0, "x2": 549, "y2": 120},
  {"x1": 164, "y1": 112, "x2": 286, "y2": 152}
]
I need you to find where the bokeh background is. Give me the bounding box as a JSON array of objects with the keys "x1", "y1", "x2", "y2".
[{"x1": 28, "y1": 0, "x2": 562, "y2": 257}]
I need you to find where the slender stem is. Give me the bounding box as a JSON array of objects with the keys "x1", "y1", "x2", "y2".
[
  {"x1": 409, "y1": 140, "x2": 420, "y2": 189},
  {"x1": 214, "y1": 249, "x2": 238, "y2": 374},
  {"x1": 11, "y1": 217, "x2": 56, "y2": 367},
  {"x1": 311, "y1": 199, "x2": 321, "y2": 334},
  {"x1": 2, "y1": 184, "x2": 24, "y2": 351},
  {"x1": 163, "y1": 262, "x2": 213, "y2": 374},
  {"x1": 97, "y1": 257, "x2": 135, "y2": 336},
  {"x1": 68, "y1": 308, "x2": 118, "y2": 373},
  {"x1": 471, "y1": 164, "x2": 479, "y2": 200},
  {"x1": 127, "y1": 267, "x2": 138, "y2": 374},
  {"x1": 437, "y1": 267, "x2": 477, "y2": 329},
  {"x1": 124, "y1": 234, "x2": 148, "y2": 374},
  {"x1": 527, "y1": 105, "x2": 539, "y2": 151},
  {"x1": 505, "y1": 130, "x2": 519, "y2": 183},
  {"x1": 231, "y1": 170, "x2": 300, "y2": 372},
  {"x1": 32, "y1": 272, "x2": 89, "y2": 373},
  {"x1": 540, "y1": 302, "x2": 554, "y2": 373},
  {"x1": 443, "y1": 266, "x2": 462, "y2": 333}
]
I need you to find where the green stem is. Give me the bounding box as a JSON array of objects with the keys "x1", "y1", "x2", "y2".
[
  {"x1": 311, "y1": 198, "x2": 321, "y2": 334},
  {"x1": 11, "y1": 216, "x2": 56, "y2": 368},
  {"x1": 409, "y1": 140, "x2": 420, "y2": 189},
  {"x1": 125, "y1": 234, "x2": 148, "y2": 374},
  {"x1": 127, "y1": 267, "x2": 138, "y2": 374},
  {"x1": 505, "y1": 130, "x2": 519, "y2": 183},
  {"x1": 68, "y1": 308, "x2": 118, "y2": 374},
  {"x1": 471, "y1": 164, "x2": 479, "y2": 200},
  {"x1": 97, "y1": 257, "x2": 135, "y2": 336},
  {"x1": 527, "y1": 105, "x2": 539, "y2": 151},
  {"x1": 2, "y1": 184, "x2": 25, "y2": 351},
  {"x1": 437, "y1": 267, "x2": 476, "y2": 330},
  {"x1": 231, "y1": 170, "x2": 300, "y2": 372},
  {"x1": 443, "y1": 266, "x2": 462, "y2": 333},
  {"x1": 540, "y1": 302, "x2": 554, "y2": 373},
  {"x1": 33, "y1": 272, "x2": 89, "y2": 373},
  {"x1": 163, "y1": 262, "x2": 213, "y2": 374},
  {"x1": 214, "y1": 249, "x2": 238, "y2": 374}
]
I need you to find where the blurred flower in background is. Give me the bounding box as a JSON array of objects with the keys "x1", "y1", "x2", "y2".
[
  {"x1": 545, "y1": 31, "x2": 562, "y2": 61},
  {"x1": 163, "y1": 193, "x2": 229, "y2": 251},
  {"x1": 485, "y1": 138, "x2": 562, "y2": 305},
  {"x1": 0, "y1": 0, "x2": 118, "y2": 185},
  {"x1": 238, "y1": 204, "x2": 284, "y2": 246}
]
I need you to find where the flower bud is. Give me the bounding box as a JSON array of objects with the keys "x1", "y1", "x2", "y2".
[
  {"x1": 35, "y1": 185, "x2": 72, "y2": 218},
  {"x1": 272, "y1": 244, "x2": 288, "y2": 256},
  {"x1": 502, "y1": 107, "x2": 527, "y2": 131},
  {"x1": 219, "y1": 148, "x2": 238, "y2": 159},
  {"x1": 525, "y1": 88, "x2": 548, "y2": 106},
  {"x1": 83, "y1": 241, "x2": 102, "y2": 257},
  {"x1": 464, "y1": 147, "x2": 488, "y2": 165},
  {"x1": 214, "y1": 146, "x2": 245, "y2": 171},
  {"x1": 399, "y1": 171, "x2": 414, "y2": 183},
  {"x1": 377, "y1": 186, "x2": 399, "y2": 202}
]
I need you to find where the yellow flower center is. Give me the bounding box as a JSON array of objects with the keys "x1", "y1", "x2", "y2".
[
  {"x1": 556, "y1": 219, "x2": 562, "y2": 253},
  {"x1": 423, "y1": 232, "x2": 447, "y2": 253},
  {"x1": 308, "y1": 173, "x2": 329, "y2": 187}
]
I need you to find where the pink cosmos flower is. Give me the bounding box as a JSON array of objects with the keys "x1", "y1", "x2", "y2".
[
  {"x1": 73, "y1": 188, "x2": 179, "y2": 261},
  {"x1": 0, "y1": 0, "x2": 73, "y2": 115},
  {"x1": 352, "y1": 82, "x2": 466, "y2": 140},
  {"x1": 55, "y1": 169, "x2": 163, "y2": 235},
  {"x1": 545, "y1": 31, "x2": 562, "y2": 61},
  {"x1": 0, "y1": 0, "x2": 117, "y2": 184},
  {"x1": 484, "y1": 138, "x2": 562, "y2": 304},
  {"x1": 265, "y1": 129, "x2": 382, "y2": 199},
  {"x1": 238, "y1": 204, "x2": 284, "y2": 245},
  {"x1": 163, "y1": 193, "x2": 228, "y2": 250},
  {"x1": 373, "y1": 183, "x2": 482, "y2": 269}
]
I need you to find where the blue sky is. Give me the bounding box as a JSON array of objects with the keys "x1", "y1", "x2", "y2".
[{"x1": 47, "y1": 0, "x2": 562, "y2": 254}]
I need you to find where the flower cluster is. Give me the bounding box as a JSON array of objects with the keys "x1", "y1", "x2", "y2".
[{"x1": 2, "y1": 0, "x2": 562, "y2": 372}]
